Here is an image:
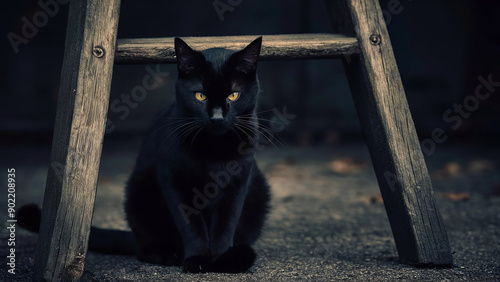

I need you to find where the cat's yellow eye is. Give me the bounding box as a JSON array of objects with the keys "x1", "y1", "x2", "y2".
[
  {"x1": 194, "y1": 92, "x2": 206, "y2": 101},
  {"x1": 228, "y1": 92, "x2": 240, "y2": 101}
]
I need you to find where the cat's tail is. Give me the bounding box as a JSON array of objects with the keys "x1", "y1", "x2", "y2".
[{"x1": 17, "y1": 203, "x2": 137, "y2": 255}]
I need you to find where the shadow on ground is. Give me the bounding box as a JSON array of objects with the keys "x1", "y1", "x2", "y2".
[{"x1": 1, "y1": 142, "x2": 499, "y2": 281}]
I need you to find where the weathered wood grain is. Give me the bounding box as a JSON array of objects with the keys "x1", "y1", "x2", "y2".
[
  {"x1": 33, "y1": 0, "x2": 121, "y2": 281},
  {"x1": 115, "y1": 33, "x2": 360, "y2": 64},
  {"x1": 327, "y1": 0, "x2": 452, "y2": 266}
]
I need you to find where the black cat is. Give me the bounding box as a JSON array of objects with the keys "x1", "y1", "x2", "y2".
[{"x1": 18, "y1": 37, "x2": 271, "y2": 273}]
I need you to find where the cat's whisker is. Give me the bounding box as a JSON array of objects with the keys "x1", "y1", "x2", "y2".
[
  {"x1": 154, "y1": 119, "x2": 197, "y2": 134},
  {"x1": 160, "y1": 120, "x2": 199, "y2": 147},
  {"x1": 255, "y1": 124, "x2": 289, "y2": 149},
  {"x1": 236, "y1": 120, "x2": 262, "y2": 136},
  {"x1": 168, "y1": 120, "x2": 198, "y2": 135},
  {"x1": 177, "y1": 124, "x2": 202, "y2": 146},
  {"x1": 237, "y1": 123, "x2": 277, "y2": 150},
  {"x1": 238, "y1": 119, "x2": 278, "y2": 133},
  {"x1": 230, "y1": 128, "x2": 244, "y2": 142},
  {"x1": 242, "y1": 108, "x2": 277, "y2": 115},
  {"x1": 237, "y1": 116, "x2": 284, "y2": 125},
  {"x1": 241, "y1": 120, "x2": 289, "y2": 149},
  {"x1": 189, "y1": 127, "x2": 204, "y2": 148},
  {"x1": 237, "y1": 120, "x2": 287, "y2": 150},
  {"x1": 254, "y1": 127, "x2": 280, "y2": 150},
  {"x1": 238, "y1": 118, "x2": 286, "y2": 138},
  {"x1": 235, "y1": 125, "x2": 257, "y2": 145}
]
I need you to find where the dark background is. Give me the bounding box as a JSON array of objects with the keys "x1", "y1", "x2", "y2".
[
  {"x1": 2, "y1": 0, "x2": 499, "y2": 153},
  {"x1": 1, "y1": 2, "x2": 500, "y2": 280}
]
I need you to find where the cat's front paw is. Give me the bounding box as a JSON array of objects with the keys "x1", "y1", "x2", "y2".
[
  {"x1": 212, "y1": 244, "x2": 256, "y2": 273},
  {"x1": 183, "y1": 255, "x2": 212, "y2": 273}
]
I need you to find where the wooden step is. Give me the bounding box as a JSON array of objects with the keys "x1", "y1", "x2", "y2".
[{"x1": 115, "y1": 33, "x2": 359, "y2": 64}]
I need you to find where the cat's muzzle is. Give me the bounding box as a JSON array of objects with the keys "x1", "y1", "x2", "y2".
[{"x1": 207, "y1": 117, "x2": 230, "y2": 135}]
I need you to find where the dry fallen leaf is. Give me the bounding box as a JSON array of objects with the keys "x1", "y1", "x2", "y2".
[
  {"x1": 266, "y1": 158, "x2": 298, "y2": 178},
  {"x1": 439, "y1": 192, "x2": 470, "y2": 202},
  {"x1": 328, "y1": 157, "x2": 369, "y2": 175},
  {"x1": 443, "y1": 162, "x2": 461, "y2": 175},
  {"x1": 433, "y1": 162, "x2": 461, "y2": 179},
  {"x1": 371, "y1": 194, "x2": 384, "y2": 204},
  {"x1": 266, "y1": 164, "x2": 289, "y2": 177},
  {"x1": 467, "y1": 159, "x2": 495, "y2": 175}
]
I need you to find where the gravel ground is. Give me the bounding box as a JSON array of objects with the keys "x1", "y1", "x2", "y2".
[{"x1": 1, "y1": 141, "x2": 499, "y2": 281}]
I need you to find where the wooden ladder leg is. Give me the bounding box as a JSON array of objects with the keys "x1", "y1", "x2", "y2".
[
  {"x1": 327, "y1": 0, "x2": 452, "y2": 266},
  {"x1": 34, "y1": 0, "x2": 121, "y2": 280}
]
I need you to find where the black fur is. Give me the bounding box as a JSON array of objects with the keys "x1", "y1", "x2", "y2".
[
  {"x1": 18, "y1": 37, "x2": 271, "y2": 274},
  {"x1": 125, "y1": 37, "x2": 270, "y2": 273},
  {"x1": 17, "y1": 204, "x2": 137, "y2": 255}
]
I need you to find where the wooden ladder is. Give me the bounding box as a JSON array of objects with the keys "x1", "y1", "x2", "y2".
[{"x1": 33, "y1": 0, "x2": 452, "y2": 280}]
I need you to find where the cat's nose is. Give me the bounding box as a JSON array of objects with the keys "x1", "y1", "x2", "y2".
[{"x1": 211, "y1": 107, "x2": 223, "y2": 120}]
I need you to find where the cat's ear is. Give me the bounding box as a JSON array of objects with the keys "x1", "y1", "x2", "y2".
[
  {"x1": 174, "y1": 37, "x2": 203, "y2": 75},
  {"x1": 230, "y1": 37, "x2": 262, "y2": 74}
]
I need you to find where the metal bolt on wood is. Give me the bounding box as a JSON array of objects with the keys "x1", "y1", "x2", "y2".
[
  {"x1": 369, "y1": 34, "x2": 381, "y2": 45},
  {"x1": 93, "y1": 46, "x2": 105, "y2": 58}
]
